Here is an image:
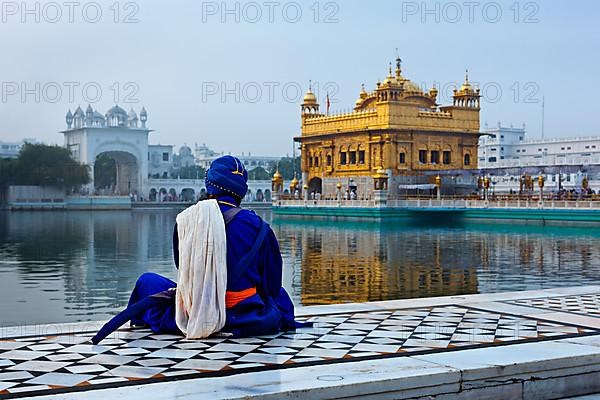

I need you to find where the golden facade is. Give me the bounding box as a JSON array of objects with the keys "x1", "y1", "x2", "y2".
[{"x1": 295, "y1": 58, "x2": 481, "y2": 196}]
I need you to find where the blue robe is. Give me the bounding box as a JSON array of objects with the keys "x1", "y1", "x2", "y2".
[{"x1": 129, "y1": 197, "x2": 300, "y2": 337}]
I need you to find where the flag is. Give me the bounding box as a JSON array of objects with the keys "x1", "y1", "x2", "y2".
[{"x1": 326, "y1": 92, "x2": 331, "y2": 115}]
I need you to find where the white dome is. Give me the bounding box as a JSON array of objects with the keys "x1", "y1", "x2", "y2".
[
  {"x1": 106, "y1": 105, "x2": 128, "y2": 117},
  {"x1": 128, "y1": 108, "x2": 138, "y2": 120},
  {"x1": 180, "y1": 145, "x2": 192, "y2": 156}
]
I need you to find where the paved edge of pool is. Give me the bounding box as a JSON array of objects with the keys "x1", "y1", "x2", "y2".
[{"x1": 4, "y1": 285, "x2": 600, "y2": 400}]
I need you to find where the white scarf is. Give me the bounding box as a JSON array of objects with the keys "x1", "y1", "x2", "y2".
[{"x1": 174, "y1": 199, "x2": 227, "y2": 339}]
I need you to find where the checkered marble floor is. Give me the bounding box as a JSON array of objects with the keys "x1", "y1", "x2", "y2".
[
  {"x1": 0, "y1": 305, "x2": 596, "y2": 398},
  {"x1": 508, "y1": 294, "x2": 600, "y2": 317}
]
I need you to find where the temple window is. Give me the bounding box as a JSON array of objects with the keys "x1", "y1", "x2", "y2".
[
  {"x1": 399, "y1": 152, "x2": 406, "y2": 164},
  {"x1": 443, "y1": 151, "x2": 451, "y2": 165},
  {"x1": 340, "y1": 152, "x2": 347, "y2": 165},
  {"x1": 358, "y1": 150, "x2": 365, "y2": 164},
  {"x1": 419, "y1": 150, "x2": 427, "y2": 164},
  {"x1": 430, "y1": 150, "x2": 440, "y2": 164},
  {"x1": 349, "y1": 151, "x2": 357, "y2": 164},
  {"x1": 327, "y1": 154, "x2": 332, "y2": 166},
  {"x1": 309, "y1": 156, "x2": 313, "y2": 167},
  {"x1": 464, "y1": 154, "x2": 471, "y2": 165},
  {"x1": 315, "y1": 156, "x2": 320, "y2": 167}
]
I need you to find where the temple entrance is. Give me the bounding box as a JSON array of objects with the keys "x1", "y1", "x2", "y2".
[
  {"x1": 94, "y1": 151, "x2": 139, "y2": 195},
  {"x1": 308, "y1": 177, "x2": 322, "y2": 195}
]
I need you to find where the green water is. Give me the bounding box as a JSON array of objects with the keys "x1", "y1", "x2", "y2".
[{"x1": 1, "y1": 209, "x2": 600, "y2": 325}]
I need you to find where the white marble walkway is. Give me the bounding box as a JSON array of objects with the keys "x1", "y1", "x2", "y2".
[{"x1": 3, "y1": 286, "x2": 600, "y2": 399}]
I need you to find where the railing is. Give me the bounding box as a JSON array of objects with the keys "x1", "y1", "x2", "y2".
[
  {"x1": 388, "y1": 199, "x2": 600, "y2": 210},
  {"x1": 275, "y1": 198, "x2": 600, "y2": 210},
  {"x1": 274, "y1": 199, "x2": 377, "y2": 208}
]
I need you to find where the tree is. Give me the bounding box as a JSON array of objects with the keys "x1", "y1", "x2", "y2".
[
  {"x1": 0, "y1": 158, "x2": 18, "y2": 187},
  {"x1": 248, "y1": 166, "x2": 271, "y2": 180},
  {"x1": 94, "y1": 154, "x2": 116, "y2": 190},
  {"x1": 173, "y1": 165, "x2": 206, "y2": 179},
  {"x1": 269, "y1": 156, "x2": 300, "y2": 180},
  {"x1": 11, "y1": 143, "x2": 90, "y2": 188}
]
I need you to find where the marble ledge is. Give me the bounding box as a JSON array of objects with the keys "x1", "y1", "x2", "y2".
[{"x1": 24, "y1": 337, "x2": 600, "y2": 400}]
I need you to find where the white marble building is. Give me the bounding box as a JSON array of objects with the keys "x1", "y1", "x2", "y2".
[
  {"x1": 148, "y1": 144, "x2": 174, "y2": 179},
  {"x1": 62, "y1": 106, "x2": 285, "y2": 200},
  {"x1": 479, "y1": 124, "x2": 600, "y2": 169},
  {"x1": 478, "y1": 123, "x2": 600, "y2": 193},
  {"x1": 194, "y1": 143, "x2": 280, "y2": 172},
  {"x1": 174, "y1": 145, "x2": 195, "y2": 169},
  {"x1": 62, "y1": 105, "x2": 151, "y2": 196},
  {"x1": 0, "y1": 138, "x2": 39, "y2": 158}
]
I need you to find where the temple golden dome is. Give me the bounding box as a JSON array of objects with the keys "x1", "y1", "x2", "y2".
[
  {"x1": 402, "y1": 79, "x2": 423, "y2": 94},
  {"x1": 359, "y1": 84, "x2": 368, "y2": 99},
  {"x1": 272, "y1": 169, "x2": 283, "y2": 182},
  {"x1": 354, "y1": 84, "x2": 370, "y2": 109},
  {"x1": 303, "y1": 88, "x2": 317, "y2": 104},
  {"x1": 457, "y1": 70, "x2": 475, "y2": 94}
]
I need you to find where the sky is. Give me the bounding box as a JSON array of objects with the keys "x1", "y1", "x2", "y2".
[{"x1": 0, "y1": 0, "x2": 599, "y2": 156}]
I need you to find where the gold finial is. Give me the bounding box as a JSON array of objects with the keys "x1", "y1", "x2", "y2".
[
  {"x1": 308, "y1": 79, "x2": 312, "y2": 91},
  {"x1": 388, "y1": 62, "x2": 393, "y2": 77},
  {"x1": 395, "y1": 54, "x2": 402, "y2": 77},
  {"x1": 465, "y1": 69, "x2": 469, "y2": 83}
]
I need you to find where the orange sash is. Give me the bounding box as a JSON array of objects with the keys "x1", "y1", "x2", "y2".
[{"x1": 225, "y1": 287, "x2": 257, "y2": 309}]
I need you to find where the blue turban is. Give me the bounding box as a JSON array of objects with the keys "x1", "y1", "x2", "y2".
[{"x1": 205, "y1": 155, "x2": 248, "y2": 200}]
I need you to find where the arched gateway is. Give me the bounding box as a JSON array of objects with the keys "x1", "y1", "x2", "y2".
[{"x1": 62, "y1": 105, "x2": 151, "y2": 196}]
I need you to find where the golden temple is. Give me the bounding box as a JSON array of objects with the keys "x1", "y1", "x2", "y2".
[{"x1": 294, "y1": 58, "x2": 481, "y2": 197}]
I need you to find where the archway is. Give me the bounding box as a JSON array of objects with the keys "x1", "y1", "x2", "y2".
[
  {"x1": 149, "y1": 188, "x2": 157, "y2": 201},
  {"x1": 264, "y1": 189, "x2": 271, "y2": 202},
  {"x1": 256, "y1": 189, "x2": 264, "y2": 202},
  {"x1": 181, "y1": 188, "x2": 195, "y2": 202},
  {"x1": 159, "y1": 188, "x2": 167, "y2": 202},
  {"x1": 94, "y1": 151, "x2": 139, "y2": 195},
  {"x1": 199, "y1": 188, "x2": 207, "y2": 200},
  {"x1": 308, "y1": 177, "x2": 322, "y2": 194},
  {"x1": 168, "y1": 188, "x2": 177, "y2": 201}
]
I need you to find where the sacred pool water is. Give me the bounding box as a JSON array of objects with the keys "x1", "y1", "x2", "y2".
[{"x1": 1, "y1": 209, "x2": 600, "y2": 325}]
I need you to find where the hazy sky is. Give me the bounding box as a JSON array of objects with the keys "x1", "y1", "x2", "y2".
[{"x1": 0, "y1": 0, "x2": 598, "y2": 155}]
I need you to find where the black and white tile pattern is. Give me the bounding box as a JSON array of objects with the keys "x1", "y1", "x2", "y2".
[
  {"x1": 0, "y1": 305, "x2": 596, "y2": 398},
  {"x1": 508, "y1": 294, "x2": 600, "y2": 317}
]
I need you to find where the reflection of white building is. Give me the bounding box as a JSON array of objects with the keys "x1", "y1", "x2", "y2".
[
  {"x1": 479, "y1": 124, "x2": 600, "y2": 169},
  {"x1": 0, "y1": 138, "x2": 38, "y2": 158},
  {"x1": 194, "y1": 143, "x2": 280, "y2": 171}
]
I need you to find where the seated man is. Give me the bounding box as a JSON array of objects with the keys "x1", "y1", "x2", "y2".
[{"x1": 93, "y1": 156, "x2": 304, "y2": 343}]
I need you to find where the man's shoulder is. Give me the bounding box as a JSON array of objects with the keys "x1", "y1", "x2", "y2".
[
  {"x1": 225, "y1": 208, "x2": 270, "y2": 247},
  {"x1": 236, "y1": 208, "x2": 264, "y2": 225}
]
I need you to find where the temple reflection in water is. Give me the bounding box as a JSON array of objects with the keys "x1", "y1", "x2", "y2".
[{"x1": 274, "y1": 220, "x2": 479, "y2": 305}]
